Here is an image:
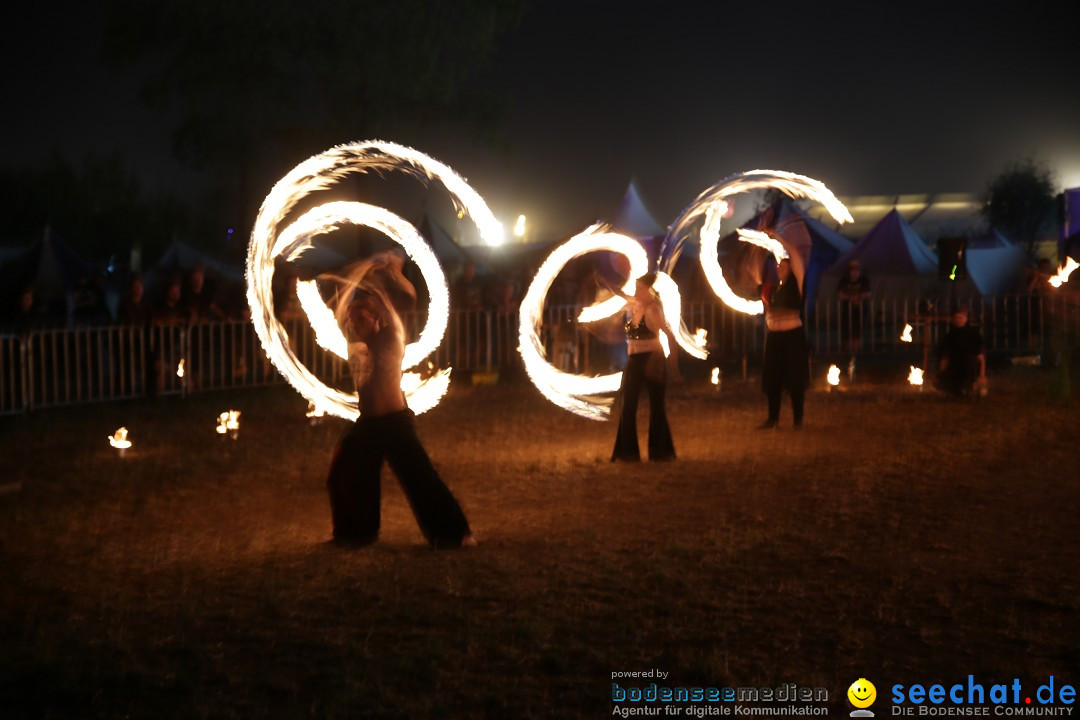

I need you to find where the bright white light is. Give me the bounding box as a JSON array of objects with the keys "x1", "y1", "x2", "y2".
[
  {"x1": 514, "y1": 214, "x2": 527, "y2": 238},
  {"x1": 827, "y1": 364, "x2": 840, "y2": 386},
  {"x1": 176, "y1": 359, "x2": 185, "y2": 378},
  {"x1": 901, "y1": 324, "x2": 913, "y2": 343},
  {"x1": 908, "y1": 366, "x2": 924, "y2": 386},
  {"x1": 247, "y1": 141, "x2": 491, "y2": 419},
  {"x1": 710, "y1": 367, "x2": 720, "y2": 385}
]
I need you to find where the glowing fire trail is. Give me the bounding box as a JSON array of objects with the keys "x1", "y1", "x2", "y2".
[
  {"x1": 247, "y1": 141, "x2": 490, "y2": 420},
  {"x1": 519, "y1": 225, "x2": 654, "y2": 420},
  {"x1": 658, "y1": 170, "x2": 853, "y2": 348}
]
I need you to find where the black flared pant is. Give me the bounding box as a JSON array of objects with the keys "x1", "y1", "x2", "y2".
[
  {"x1": 611, "y1": 352, "x2": 676, "y2": 462},
  {"x1": 326, "y1": 409, "x2": 470, "y2": 547}
]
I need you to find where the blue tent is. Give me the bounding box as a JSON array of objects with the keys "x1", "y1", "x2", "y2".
[
  {"x1": 823, "y1": 209, "x2": 939, "y2": 299},
  {"x1": 965, "y1": 229, "x2": 1027, "y2": 296}
]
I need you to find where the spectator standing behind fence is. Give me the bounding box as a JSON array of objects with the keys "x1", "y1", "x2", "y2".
[
  {"x1": 450, "y1": 261, "x2": 486, "y2": 368},
  {"x1": 151, "y1": 276, "x2": 187, "y2": 395},
  {"x1": 182, "y1": 264, "x2": 225, "y2": 323},
  {"x1": 760, "y1": 255, "x2": 810, "y2": 429},
  {"x1": 935, "y1": 306, "x2": 987, "y2": 397},
  {"x1": 72, "y1": 270, "x2": 112, "y2": 327},
  {"x1": 116, "y1": 274, "x2": 152, "y2": 327},
  {"x1": 836, "y1": 260, "x2": 870, "y2": 357}
]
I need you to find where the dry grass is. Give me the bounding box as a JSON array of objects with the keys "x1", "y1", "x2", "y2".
[{"x1": 1, "y1": 365, "x2": 1078, "y2": 719}]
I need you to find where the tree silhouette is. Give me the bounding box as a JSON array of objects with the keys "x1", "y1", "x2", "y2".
[
  {"x1": 981, "y1": 157, "x2": 1057, "y2": 260},
  {"x1": 102, "y1": 0, "x2": 523, "y2": 238}
]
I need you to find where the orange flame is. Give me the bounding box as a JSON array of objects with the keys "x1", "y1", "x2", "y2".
[{"x1": 108, "y1": 427, "x2": 132, "y2": 449}]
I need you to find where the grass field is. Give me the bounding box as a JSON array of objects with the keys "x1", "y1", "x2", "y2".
[{"x1": 1, "y1": 364, "x2": 1078, "y2": 719}]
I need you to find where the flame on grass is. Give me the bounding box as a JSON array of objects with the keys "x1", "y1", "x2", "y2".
[
  {"x1": 908, "y1": 366, "x2": 924, "y2": 386},
  {"x1": 827, "y1": 364, "x2": 841, "y2": 386},
  {"x1": 1049, "y1": 257, "x2": 1079, "y2": 288},
  {"x1": 216, "y1": 410, "x2": 241, "y2": 435},
  {"x1": 901, "y1": 324, "x2": 913, "y2": 343},
  {"x1": 108, "y1": 427, "x2": 132, "y2": 450},
  {"x1": 659, "y1": 170, "x2": 853, "y2": 332},
  {"x1": 247, "y1": 141, "x2": 491, "y2": 420}
]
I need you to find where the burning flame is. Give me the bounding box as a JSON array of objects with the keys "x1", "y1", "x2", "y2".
[
  {"x1": 659, "y1": 170, "x2": 853, "y2": 316},
  {"x1": 108, "y1": 427, "x2": 132, "y2": 449},
  {"x1": 908, "y1": 366, "x2": 924, "y2": 386},
  {"x1": 246, "y1": 141, "x2": 489, "y2": 420},
  {"x1": 176, "y1": 359, "x2": 185, "y2": 378},
  {"x1": 827, "y1": 365, "x2": 840, "y2": 386},
  {"x1": 215, "y1": 410, "x2": 241, "y2": 435},
  {"x1": 710, "y1": 367, "x2": 720, "y2": 385},
  {"x1": 1049, "y1": 257, "x2": 1079, "y2": 288},
  {"x1": 693, "y1": 328, "x2": 708, "y2": 349},
  {"x1": 519, "y1": 225, "x2": 645, "y2": 420},
  {"x1": 306, "y1": 401, "x2": 325, "y2": 419},
  {"x1": 901, "y1": 324, "x2": 913, "y2": 343}
]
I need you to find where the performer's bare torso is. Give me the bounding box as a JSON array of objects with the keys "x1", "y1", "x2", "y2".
[{"x1": 348, "y1": 298, "x2": 408, "y2": 418}]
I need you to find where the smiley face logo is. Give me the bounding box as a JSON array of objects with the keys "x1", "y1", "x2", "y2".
[{"x1": 848, "y1": 679, "x2": 877, "y2": 709}]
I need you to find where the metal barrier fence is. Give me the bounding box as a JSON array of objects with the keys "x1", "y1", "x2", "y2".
[{"x1": 1, "y1": 293, "x2": 1075, "y2": 414}]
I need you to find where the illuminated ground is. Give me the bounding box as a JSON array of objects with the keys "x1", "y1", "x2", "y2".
[{"x1": 1, "y1": 367, "x2": 1077, "y2": 718}]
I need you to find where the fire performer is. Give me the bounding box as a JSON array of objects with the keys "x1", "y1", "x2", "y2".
[
  {"x1": 759, "y1": 254, "x2": 809, "y2": 429},
  {"x1": 606, "y1": 272, "x2": 679, "y2": 462},
  {"x1": 323, "y1": 251, "x2": 474, "y2": 548}
]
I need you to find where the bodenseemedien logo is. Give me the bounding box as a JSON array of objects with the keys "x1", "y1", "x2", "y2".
[{"x1": 849, "y1": 679, "x2": 877, "y2": 717}]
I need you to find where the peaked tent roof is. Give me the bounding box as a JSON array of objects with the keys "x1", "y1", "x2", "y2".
[
  {"x1": 154, "y1": 239, "x2": 243, "y2": 282},
  {"x1": 611, "y1": 178, "x2": 665, "y2": 239},
  {"x1": 965, "y1": 230, "x2": 1027, "y2": 295},
  {"x1": 822, "y1": 209, "x2": 940, "y2": 299},
  {"x1": 834, "y1": 209, "x2": 938, "y2": 275},
  {"x1": 0, "y1": 226, "x2": 91, "y2": 298}
]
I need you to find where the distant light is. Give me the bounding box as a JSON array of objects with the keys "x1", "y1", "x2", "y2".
[
  {"x1": 227, "y1": 228, "x2": 234, "y2": 235},
  {"x1": 514, "y1": 214, "x2": 527, "y2": 238}
]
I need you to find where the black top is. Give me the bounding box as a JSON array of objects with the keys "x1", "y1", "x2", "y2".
[
  {"x1": 624, "y1": 313, "x2": 656, "y2": 340},
  {"x1": 938, "y1": 325, "x2": 985, "y2": 360},
  {"x1": 768, "y1": 279, "x2": 803, "y2": 311}
]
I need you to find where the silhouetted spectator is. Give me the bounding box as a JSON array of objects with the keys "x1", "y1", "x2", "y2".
[
  {"x1": 837, "y1": 260, "x2": 870, "y2": 355},
  {"x1": 72, "y1": 270, "x2": 112, "y2": 326},
  {"x1": 116, "y1": 274, "x2": 152, "y2": 328},
  {"x1": 2, "y1": 284, "x2": 45, "y2": 336},
  {"x1": 936, "y1": 306, "x2": 986, "y2": 397},
  {"x1": 153, "y1": 275, "x2": 187, "y2": 326},
  {"x1": 182, "y1": 264, "x2": 224, "y2": 322}
]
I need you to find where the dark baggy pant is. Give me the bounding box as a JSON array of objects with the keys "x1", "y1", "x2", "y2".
[
  {"x1": 326, "y1": 409, "x2": 470, "y2": 547},
  {"x1": 611, "y1": 352, "x2": 675, "y2": 462}
]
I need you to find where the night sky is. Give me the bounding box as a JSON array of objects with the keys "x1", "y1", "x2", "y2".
[{"x1": 4, "y1": 1, "x2": 1078, "y2": 242}]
